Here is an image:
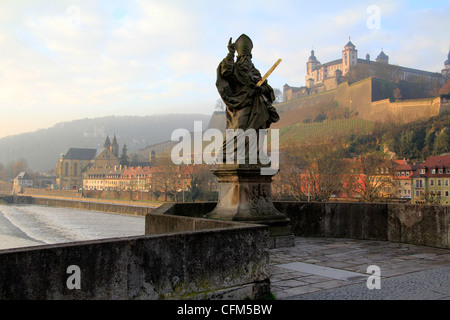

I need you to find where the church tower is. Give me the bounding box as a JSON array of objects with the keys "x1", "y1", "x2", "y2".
[
  {"x1": 342, "y1": 39, "x2": 358, "y2": 75},
  {"x1": 111, "y1": 134, "x2": 119, "y2": 157},
  {"x1": 104, "y1": 135, "x2": 111, "y2": 150}
]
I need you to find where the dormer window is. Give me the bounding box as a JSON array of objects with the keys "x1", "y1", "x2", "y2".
[
  {"x1": 439, "y1": 169, "x2": 443, "y2": 174},
  {"x1": 420, "y1": 169, "x2": 425, "y2": 174},
  {"x1": 432, "y1": 169, "x2": 436, "y2": 174}
]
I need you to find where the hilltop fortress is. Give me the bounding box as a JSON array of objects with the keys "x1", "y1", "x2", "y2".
[{"x1": 280, "y1": 40, "x2": 450, "y2": 125}]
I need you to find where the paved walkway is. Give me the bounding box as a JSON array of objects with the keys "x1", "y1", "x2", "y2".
[{"x1": 270, "y1": 237, "x2": 450, "y2": 300}]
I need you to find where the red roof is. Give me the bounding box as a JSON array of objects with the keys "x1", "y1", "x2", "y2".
[
  {"x1": 410, "y1": 155, "x2": 450, "y2": 178},
  {"x1": 422, "y1": 155, "x2": 450, "y2": 168}
]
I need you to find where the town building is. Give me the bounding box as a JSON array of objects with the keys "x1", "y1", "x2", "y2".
[
  {"x1": 411, "y1": 155, "x2": 450, "y2": 205},
  {"x1": 393, "y1": 159, "x2": 416, "y2": 199},
  {"x1": 12, "y1": 172, "x2": 33, "y2": 193}
]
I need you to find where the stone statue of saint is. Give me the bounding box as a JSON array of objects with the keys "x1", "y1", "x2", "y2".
[
  {"x1": 216, "y1": 34, "x2": 280, "y2": 131},
  {"x1": 216, "y1": 34, "x2": 280, "y2": 164}
]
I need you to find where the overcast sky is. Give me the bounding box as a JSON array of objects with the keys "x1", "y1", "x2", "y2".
[{"x1": 0, "y1": 0, "x2": 449, "y2": 139}]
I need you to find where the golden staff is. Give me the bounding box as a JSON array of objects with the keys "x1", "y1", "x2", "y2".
[{"x1": 257, "y1": 58, "x2": 282, "y2": 86}]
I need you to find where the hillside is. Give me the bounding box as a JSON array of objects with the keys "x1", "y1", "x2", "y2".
[
  {"x1": 0, "y1": 114, "x2": 211, "y2": 171},
  {"x1": 279, "y1": 119, "x2": 375, "y2": 147}
]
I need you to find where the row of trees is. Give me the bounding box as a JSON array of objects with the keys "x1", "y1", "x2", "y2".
[
  {"x1": 273, "y1": 137, "x2": 399, "y2": 203},
  {"x1": 124, "y1": 159, "x2": 218, "y2": 203},
  {"x1": 0, "y1": 158, "x2": 30, "y2": 182}
]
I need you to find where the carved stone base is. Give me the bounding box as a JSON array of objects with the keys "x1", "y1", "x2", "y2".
[{"x1": 206, "y1": 164, "x2": 294, "y2": 248}]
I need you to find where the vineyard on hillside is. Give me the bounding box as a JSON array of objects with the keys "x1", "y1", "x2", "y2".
[{"x1": 278, "y1": 119, "x2": 375, "y2": 147}]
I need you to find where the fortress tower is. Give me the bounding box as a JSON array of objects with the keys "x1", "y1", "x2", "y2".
[
  {"x1": 443, "y1": 48, "x2": 450, "y2": 79},
  {"x1": 342, "y1": 39, "x2": 358, "y2": 75},
  {"x1": 376, "y1": 50, "x2": 389, "y2": 64},
  {"x1": 306, "y1": 50, "x2": 320, "y2": 78}
]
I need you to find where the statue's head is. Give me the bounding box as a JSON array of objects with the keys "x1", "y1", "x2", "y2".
[{"x1": 235, "y1": 34, "x2": 253, "y2": 56}]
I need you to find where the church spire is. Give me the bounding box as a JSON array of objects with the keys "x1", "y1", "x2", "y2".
[
  {"x1": 104, "y1": 135, "x2": 111, "y2": 150},
  {"x1": 111, "y1": 133, "x2": 119, "y2": 157}
]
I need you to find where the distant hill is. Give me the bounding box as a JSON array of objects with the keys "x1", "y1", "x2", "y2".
[{"x1": 0, "y1": 114, "x2": 211, "y2": 171}]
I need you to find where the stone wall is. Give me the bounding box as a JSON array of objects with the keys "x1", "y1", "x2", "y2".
[
  {"x1": 368, "y1": 97, "x2": 441, "y2": 123},
  {"x1": 31, "y1": 197, "x2": 150, "y2": 216},
  {"x1": 145, "y1": 201, "x2": 449, "y2": 249},
  {"x1": 0, "y1": 215, "x2": 270, "y2": 300},
  {"x1": 281, "y1": 77, "x2": 444, "y2": 125},
  {"x1": 23, "y1": 187, "x2": 80, "y2": 198},
  {"x1": 274, "y1": 201, "x2": 449, "y2": 249}
]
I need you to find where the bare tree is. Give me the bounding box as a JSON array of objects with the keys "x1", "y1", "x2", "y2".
[
  {"x1": 215, "y1": 98, "x2": 225, "y2": 111},
  {"x1": 351, "y1": 153, "x2": 397, "y2": 202},
  {"x1": 148, "y1": 158, "x2": 179, "y2": 202},
  {"x1": 273, "y1": 88, "x2": 283, "y2": 104},
  {"x1": 275, "y1": 138, "x2": 347, "y2": 202}
]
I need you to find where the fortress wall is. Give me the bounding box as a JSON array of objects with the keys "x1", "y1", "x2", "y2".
[
  {"x1": 368, "y1": 97, "x2": 441, "y2": 123},
  {"x1": 273, "y1": 90, "x2": 335, "y2": 128},
  {"x1": 206, "y1": 111, "x2": 226, "y2": 131},
  {"x1": 333, "y1": 78, "x2": 374, "y2": 118},
  {"x1": 276, "y1": 90, "x2": 335, "y2": 114}
]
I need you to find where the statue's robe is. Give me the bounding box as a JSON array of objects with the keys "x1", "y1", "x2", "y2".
[{"x1": 216, "y1": 53, "x2": 279, "y2": 163}]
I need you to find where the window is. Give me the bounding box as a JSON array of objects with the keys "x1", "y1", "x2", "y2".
[
  {"x1": 420, "y1": 169, "x2": 425, "y2": 174},
  {"x1": 432, "y1": 169, "x2": 436, "y2": 174},
  {"x1": 438, "y1": 180, "x2": 442, "y2": 186},
  {"x1": 446, "y1": 180, "x2": 449, "y2": 186},
  {"x1": 430, "y1": 179, "x2": 434, "y2": 186},
  {"x1": 446, "y1": 191, "x2": 449, "y2": 197},
  {"x1": 446, "y1": 169, "x2": 450, "y2": 174},
  {"x1": 439, "y1": 169, "x2": 443, "y2": 174}
]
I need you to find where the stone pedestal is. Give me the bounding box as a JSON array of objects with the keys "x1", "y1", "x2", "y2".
[{"x1": 206, "y1": 164, "x2": 294, "y2": 248}]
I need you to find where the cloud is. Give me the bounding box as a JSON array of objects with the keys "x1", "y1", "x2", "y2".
[{"x1": 0, "y1": 0, "x2": 449, "y2": 139}]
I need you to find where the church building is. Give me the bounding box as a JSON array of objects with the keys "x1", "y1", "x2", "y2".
[
  {"x1": 93, "y1": 134, "x2": 120, "y2": 169},
  {"x1": 56, "y1": 134, "x2": 121, "y2": 189}
]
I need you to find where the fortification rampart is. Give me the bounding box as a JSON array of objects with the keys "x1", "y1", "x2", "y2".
[
  {"x1": 281, "y1": 77, "x2": 444, "y2": 124},
  {"x1": 368, "y1": 97, "x2": 441, "y2": 123}
]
